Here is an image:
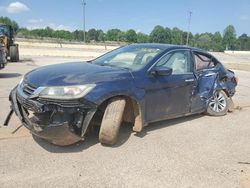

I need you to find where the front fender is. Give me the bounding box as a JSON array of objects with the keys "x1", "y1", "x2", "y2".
[{"x1": 84, "y1": 80, "x2": 148, "y2": 130}]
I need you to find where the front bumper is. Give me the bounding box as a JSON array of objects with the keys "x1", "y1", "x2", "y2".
[{"x1": 9, "y1": 85, "x2": 97, "y2": 146}]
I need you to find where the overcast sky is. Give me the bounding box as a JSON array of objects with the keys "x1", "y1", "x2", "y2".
[{"x1": 0, "y1": 0, "x2": 250, "y2": 35}]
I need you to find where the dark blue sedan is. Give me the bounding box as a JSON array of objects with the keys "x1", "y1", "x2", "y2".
[{"x1": 5, "y1": 44, "x2": 237, "y2": 146}]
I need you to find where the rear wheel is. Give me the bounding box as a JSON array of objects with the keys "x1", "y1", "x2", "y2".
[
  {"x1": 10, "y1": 45, "x2": 19, "y2": 62},
  {"x1": 206, "y1": 90, "x2": 229, "y2": 116},
  {"x1": 99, "y1": 98, "x2": 126, "y2": 145}
]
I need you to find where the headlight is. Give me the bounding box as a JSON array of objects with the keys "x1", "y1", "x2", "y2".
[
  {"x1": 38, "y1": 84, "x2": 96, "y2": 99},
  {"x1": 19, "y1": 78, "x2": 24, "y2": 85}
]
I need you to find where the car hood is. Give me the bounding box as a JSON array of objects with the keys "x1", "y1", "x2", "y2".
[{"x1": 25, "y1": 62, "x2": 132, "y2": 87}]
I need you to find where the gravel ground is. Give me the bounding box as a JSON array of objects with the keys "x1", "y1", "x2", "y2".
[{"x1": 0, "y1": 56, "x2": 250, "y2": 188}]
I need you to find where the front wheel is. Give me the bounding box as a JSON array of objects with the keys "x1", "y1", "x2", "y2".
[
  {"x1": 99, "y1": 98, "x2": 126, "y2": 145},
  {"x1": 206, "y1": 90, "x2": 229, "y2": 116}
]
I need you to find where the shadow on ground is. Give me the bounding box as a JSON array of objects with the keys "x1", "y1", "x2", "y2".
[
  {"x1": 19, "y1": 58, "x2": 33, "y2": 63},
  {"x1": 136, "y1": 113, "x2": 204, "y2": 138},
  {"x1": 33, "y1": 123, "x2": 133, "y2": 153},
  {"x1": 0, "y1": 73, "x2": 22, "y2": 78},
  {"x1": 33, "y1": 114, "x2": 204, "y2": 153}
]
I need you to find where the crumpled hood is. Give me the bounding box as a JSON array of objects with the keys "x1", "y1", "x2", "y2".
[{"x1": 25, "y1": 62, "x2": 132, "y2": 87}]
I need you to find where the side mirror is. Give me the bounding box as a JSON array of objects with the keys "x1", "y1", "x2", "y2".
[{"x1": 150, "y1": 67, "x2": 172, "y2": 76}]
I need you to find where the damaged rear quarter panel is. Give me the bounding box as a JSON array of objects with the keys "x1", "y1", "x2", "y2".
[{"x1": 191, "y1": 63, "x2": 237, "y2": 113}]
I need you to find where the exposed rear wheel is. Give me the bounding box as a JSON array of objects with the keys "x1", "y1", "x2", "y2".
[
  {"x1": 99, "y1": 98, "x2": 126, "y2": 145},
  {"x1": 206, "y1": 90, "x2": 229, "y2": 116}
]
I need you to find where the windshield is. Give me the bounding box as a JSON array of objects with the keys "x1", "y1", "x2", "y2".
[
  {"x1": 92, "y1": 45, "x2": 163, "y2": 71},
  {"x1": 0, "y1": 25, "x2": 9, "y2": 36}
]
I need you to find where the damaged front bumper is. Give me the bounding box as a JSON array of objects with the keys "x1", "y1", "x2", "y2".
[{"x1": 6, "y1": 85, "x2": 97, "y2": 146}]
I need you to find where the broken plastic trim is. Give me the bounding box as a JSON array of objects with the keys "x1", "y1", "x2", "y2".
[{"x1": 6, "y1": 87, "x2": 98, "y2": 145}]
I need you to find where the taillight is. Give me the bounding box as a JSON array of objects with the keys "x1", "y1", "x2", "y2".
[{"x1": 232, "y1": 76, "x2": 238, "y2": 84}]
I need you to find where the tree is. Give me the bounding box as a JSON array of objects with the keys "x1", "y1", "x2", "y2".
[
  {"x1": 125, "y1": 29, "x2": 137, "y2": 43},
  {"x1": 137, "y1": 32, "x2": 149, "y2": 43},
  {"x1": 237, "y1": 34, "x2": 248, "y2": 50},
  {"x1": 117, "y1": 31, "x2": 126, "y2": 42},
  {"x1": 16, "y1": 28, "x2": 30, "y2": 38},
  {"x1": 171, "y1": 27, "x2": 183, "y2": 45},
  {"x1": 72, "y1": 30, "x2": 84, "y2": 41},
  {"x1": 106, "y1": 29, "x2": 122, "y2": 41},
  {"x1": 44, "y1": 27, "x2": 53, "y2": 37},
  {"x1": 211, "y1": 32, "x2": 223, "y2": 51},
  {"x1": 53, "y1": 30, "x2": 72, "y2": 40},
  {"x1": 223, "y1": 25, "x2": 237, "y2": 50},
  {"x1": 196, "y1": 33, "x2": 212, "y2": 50},
  {"x1": 165, "y1": 27, "x2": 172, "y2": 43},
  {"x1": 182, "y1": 32, "x2": 188, "y2": 45},
  {"x1": 192, "y1": 33, "x2": 200, "y2": 47},
  {"x1": 150, "y1": 25, "x2": 168, "y2": 43},
  {"x1": 87, "y1": 28, "x2": 98, "y2": 41},
  {"x1": 97, "y1": 30, "x2": 105, "y2": 41}
]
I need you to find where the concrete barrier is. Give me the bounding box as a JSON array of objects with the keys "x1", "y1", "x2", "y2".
[{"x1": 224, "y1": 50, "x2": 250, "y2": 55}]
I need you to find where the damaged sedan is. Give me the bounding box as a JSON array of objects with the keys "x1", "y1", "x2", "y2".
[{"x1": 5, "y1": 44, "x2": 237, "y2": 146}]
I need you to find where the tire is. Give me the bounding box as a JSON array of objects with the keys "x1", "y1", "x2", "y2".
[
  {"x1": 99, "y1": 98, "x2": 126, "y2": 145},
  {"x1": 10, "y1": 45, "x2": 19, "y2": 62},
  {"x1": 206, "y1": 90, "x2": 229, "y2": 116}
]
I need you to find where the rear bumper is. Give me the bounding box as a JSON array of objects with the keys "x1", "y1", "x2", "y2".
[{"x1": 10, "y1": 85, "x2": 97, "y2": 146}]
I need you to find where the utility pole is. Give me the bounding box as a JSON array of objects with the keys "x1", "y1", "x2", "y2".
[
  {"x1": 82, "y1": 0, "x2": 86, "y2": 43},
  {"x1": 186, "y1": 11, "x2": 192, "y2": 46}
]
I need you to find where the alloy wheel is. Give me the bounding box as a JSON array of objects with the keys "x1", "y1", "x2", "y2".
[{"x1": 209, "y1": 91, "x2": 227, "y2": 113}]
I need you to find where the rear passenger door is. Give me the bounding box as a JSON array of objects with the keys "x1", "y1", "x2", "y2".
[{"x1": 190, "y1": 51, "x2": 218, "y2": 113}]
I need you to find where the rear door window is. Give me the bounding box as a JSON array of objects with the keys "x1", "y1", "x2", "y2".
[{"x1": 194, "y1": 52, "x2": 216, "y2": 71}]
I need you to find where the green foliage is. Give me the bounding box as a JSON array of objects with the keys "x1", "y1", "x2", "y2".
[
  {"x1": 237, "y1": 34, "x2": 250, "y2": 50},
  {"x1": 106, "y1": 29, "x2": 122, "y2": 41},
  {"x1": 86, "y1": 29, "x2": 104, "y2": 42},
  {"x1": 125, "y1": 29, "x2": 137, "y2": 43},
  {"x1": 196, "y1": 33, "x2": 212, "y2": 50},
  {"x1": 165, "y1": 27, "x2": 172, "y2": 43},
  {"x1": 223, "y1": 25, "x2": 237, "y2": 50},
  {"x1": 150, "y1": 25, "x2": 169, "y2": 43},
  {"x1": 87, "y1": 28, "x2": 98, "y2": 41},
  {"x1": 212, "y1": 32, "x2": 223, "y2": 51},
  {"x1": 137, "y1": 32, "x2": 149, "y2": 43},
  {"x1": 54, "y1": 30, "x2": 72, "y2": 40},
  {"x1": 2, "y1": 16, "x2": 248, "y2": 52},
  {"x1": 97, "y1": 30, "x2": 105, "y2": 42},
  {"x1": 72, "y1": 30, "x2": 84, "y2": 41},
  {"x1": 117, "y1": 31, "x2": 126, "y2": 42},
  {"x1": 171, "y1": 27, "x2": 183, "y2": 45}
]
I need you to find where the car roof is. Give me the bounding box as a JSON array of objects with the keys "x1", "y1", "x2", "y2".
[{"x1": 129, "y1": 43, "x2": 208, "y2": 53}]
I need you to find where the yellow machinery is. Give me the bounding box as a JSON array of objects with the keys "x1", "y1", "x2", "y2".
[{"x1": 0, "y1": 24, "x2": 19, "y2": 62}]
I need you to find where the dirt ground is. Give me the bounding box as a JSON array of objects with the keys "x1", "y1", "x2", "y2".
[{"x1": 0, "y1": 54, "x2": 250, "y2": 188}]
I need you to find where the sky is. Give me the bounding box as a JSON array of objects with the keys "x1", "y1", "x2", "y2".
[{"x1": 0, "y1": 0, "x2": 250, "y2": 35}]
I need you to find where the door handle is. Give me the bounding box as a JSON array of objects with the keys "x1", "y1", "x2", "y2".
[{"x1": 185, "y1": 79, "x2": 195, "y2": 83}]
